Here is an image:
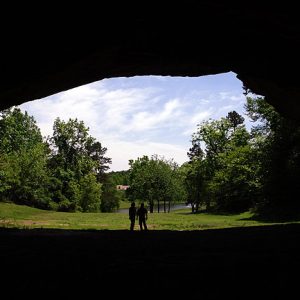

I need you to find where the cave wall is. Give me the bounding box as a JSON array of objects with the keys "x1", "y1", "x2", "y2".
[{"x1": 0, "y1": 2, "x2": 299, "y2": 121}]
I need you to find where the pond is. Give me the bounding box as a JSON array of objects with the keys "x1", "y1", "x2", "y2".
[{"x1": 116, "y1": 203, "x2": 191, "y2": 213}]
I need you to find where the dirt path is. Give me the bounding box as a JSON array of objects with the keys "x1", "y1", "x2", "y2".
[{"x1": 1, "y1": 224, "x2": 300, "y2": 298}]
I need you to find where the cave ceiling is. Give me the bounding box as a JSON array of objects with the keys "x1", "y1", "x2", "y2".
[{"x1": 0, "y1": 2, "x2": 299, "y2": 121}]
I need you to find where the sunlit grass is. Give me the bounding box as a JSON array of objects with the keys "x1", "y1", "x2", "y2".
[{"x1": 1, "y1": 202, "x2": 298, "y2": 231}]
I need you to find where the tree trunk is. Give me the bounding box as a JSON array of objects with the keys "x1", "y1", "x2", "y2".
[
  {"x1": 149, "y1": 200, "x2": 154, "y2": 213},
  {"x1": 149, "y1": 195, "x2": 154, "y2": 213}
]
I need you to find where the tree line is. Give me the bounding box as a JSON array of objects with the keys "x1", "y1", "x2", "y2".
[
  {"x1": 0, "y1": 108, "x2": 119, "y2": 212},
  {"x1": 1, "y1": 94, "x2": 300, "y2": 219},
  {"x1": 123, "y1": 95, "x2": 300, "y2": 219}
]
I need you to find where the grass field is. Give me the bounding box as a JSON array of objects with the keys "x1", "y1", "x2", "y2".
[{"x1": 1, "y1": 201, "x2": 297, "y2": 230}]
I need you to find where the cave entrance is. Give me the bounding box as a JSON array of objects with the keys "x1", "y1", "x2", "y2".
[{"x1": 19, "y1": 71, "x2": 247, "y2": 172}]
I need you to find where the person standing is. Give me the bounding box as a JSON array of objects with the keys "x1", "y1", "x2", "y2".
[
  {"x1": 129, "y1": 202, "x2": 136, "y2": 231},
  {"x1": 136, "y1": 203, "x2": 148, "y2": 231}
]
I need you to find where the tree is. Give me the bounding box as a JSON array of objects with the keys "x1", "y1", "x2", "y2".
[
  {"x1": 188, "y1": 112, "x2": 258, "y2": 213},
  {"x1": 209, "y1": 144, "x2": 260, "y2": 212},
  {"x1": 108, "y1": 170, "x2": 130, "y2": 186},
  {"x1": 193, "y1": 118, "x2": 232, "y2": 161},
  {"x1": 50, "y1": 118, "x2": 93, "y2": 175},
  {"x1": 127, "y1": 155, "x2": 182, "y2": 213},
  {"x1": 48, "y1": 117, "x2": 111, "y2": 211},
  {"x1": 86, "y1": 139, "x2": 112, "y2": 182},
  {"x1": 187, "y1": 139, "x2": 204, "y2": 161},
  {"x1": 100, "y1": 178, "x2": 120, "y2": 212},
  {"x1": 182, "y1": 161, "x2": 205, "y2": 213},
  {"x1": 188, "y1": 118, "x2": 232, "y2": 211},
  {"x1": 226, "y1": 111, "x2": 245, "y2": 131},
  {"x1": 0, "y1": 107, "x2": 43, "y2": 153},
  {"x1": 79, "y1": 174, "x2": 102, "y2": 212},
  {"x1": 0, "y1": 108, "x2": 50, "y2": 208},
  {"x1": 245, "y1": 96, "x2": 300, "y2": 218}
]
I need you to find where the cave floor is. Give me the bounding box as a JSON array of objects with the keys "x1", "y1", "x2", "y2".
[{"x1": 1, "y1": 225, "x2": 299, "y2": 299}]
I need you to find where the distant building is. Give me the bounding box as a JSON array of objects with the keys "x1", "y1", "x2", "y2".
[{"x1": 116, "y1": 185, "x2": 130, "y2": 191}]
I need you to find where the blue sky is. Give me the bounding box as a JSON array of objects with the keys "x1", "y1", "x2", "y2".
[{"x1": 20, "y1": 71, "x2": 250, "y2": 171}]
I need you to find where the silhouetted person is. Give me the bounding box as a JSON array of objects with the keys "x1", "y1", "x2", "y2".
[
  {"x1": 129, "y1": 202, "x2": 136, "y2": 231},
  {"x1": 136, "y1": 203, "x2": 148, "y2": 231}
]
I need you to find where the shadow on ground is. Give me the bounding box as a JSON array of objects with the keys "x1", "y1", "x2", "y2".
[{"x1": 1, "y1": 224, "x2": 300, "y2": 298}]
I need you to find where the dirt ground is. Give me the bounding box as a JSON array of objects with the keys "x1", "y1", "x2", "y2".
[{"x1": 1, "y1": 224, "x2": 300, "y2": 299}]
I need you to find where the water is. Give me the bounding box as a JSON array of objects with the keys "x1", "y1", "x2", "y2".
[{"x1": 117, "y1": 203, "x2": 190, "y2": 213}]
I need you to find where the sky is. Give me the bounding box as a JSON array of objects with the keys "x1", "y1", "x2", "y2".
[{"x1": 19, "y1": 71, "x2": 250, "y2": 171}]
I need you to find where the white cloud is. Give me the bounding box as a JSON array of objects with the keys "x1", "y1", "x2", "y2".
[
  {"x1": 124, "y1": 98, "x2": 184, "y2": 132},
  {"x1": 181, "y1": 109, "x2": 213, "y2": 137},
  {"x1": 105, "y1": 140, "x2": 188, "y2": 171},
  {"x1": 19, "y1": 73, "x2": 246, "y2": 171},
  {"x1": 219, "y1": 91, "x2": 244, "y2": 102}
]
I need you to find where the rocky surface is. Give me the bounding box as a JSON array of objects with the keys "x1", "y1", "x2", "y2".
[{"x1": 0, "y1": 2, "x2": 299, "y2": 121}]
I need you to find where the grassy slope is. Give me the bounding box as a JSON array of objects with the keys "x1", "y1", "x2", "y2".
[{"x1": 0, "y1": 202, "x2": 297, "y2": 230}]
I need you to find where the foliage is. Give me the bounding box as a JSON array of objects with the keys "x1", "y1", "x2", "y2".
[
  {"x1": 100, "y1": 180, "x2": 120, "y2": 212},
  {"x1": 47, "y1": 117, "x2": 111, "y2": 211},
  {"x1": 126, "y1": 155, "x2": 183, "y2": 213},
  {"x1": 245, "y1": 97, "x2": 300, "y2": 218},
  {"x1": 187, "y1": 110, "x2": 259, "y2": 213},
  {"x1": 108, "y1": 170, "x2": 130, "y2": 186},
  {"x1": 0, "y1": 109, "x2": 111, "y2": 212},
  {"x1": 0, "y1": 108, "x2": 50, "y2": 208},
  {"x1": 79, "y1": 174, "x2": 102, "y2": 212},
  {"x1": 1, "y1": 95, "x2": 299, "y2": 220},
  {"x1": 0, "y1": 107, "x2": 43, "y2": 153},
  {"x1": 181, "y1": 161, "x2": 205, "y2": 213},
  {"x1": 226, "y1": 110, "x2": 245, "y2": 131},
  {"x1": 209, "y1": 145, "x2": 260, "y2": 212}
]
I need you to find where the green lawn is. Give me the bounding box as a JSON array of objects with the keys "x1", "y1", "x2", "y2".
[{"x1": 0, "y1": 202, "x2": 297, "y2": 231}]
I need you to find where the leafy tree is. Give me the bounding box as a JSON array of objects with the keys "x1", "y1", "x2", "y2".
[
  {"x1": 188, "y1": 111, "x2": 257, "y2": 213},
  {"x1": 193, "y1": 118, "x2": 231, "y2": 160},
  {"x1": 182, "y1": 161, "x2": 205, "y2": 213},
  {"x1": 0, "y1": 108, "x2": 50, "y2": 208},
  {"x1": 187, "y1": 139, "x2": 204, "y2": 161},
  {"x1": 209, "y1": 145, "x2": 260, "y2": 212},
  {"x1": 188, "y1": 118, "x2": 232, "y2": 210},
  {"x1": 0, "y1": 107, "x2": 43, "y2": 153},
  {"x1": 50, "y1": 118, "x2": 94, "y2": 176},
  {"x1": 226, "y1": 110, "x2": 245, "y2": 131},
  {"x1": 100, "y1": 179, "x2": 120, "y2": 212},
  {"x1": 48, "y1": 118, "x2": 111, "y2": 211},
  {"x1": 245, "y1": 97, "x2": 280, "y2": 134},
  {"x1": 245, "y1": 96, "x2": 300, "y2": 218},
  {"x1": 86, "y1": 140, "x2": 112, "y2": 182},
  {"x1": 12, "y1": 144, "x2": 52, "y2": 209},
  {"x1": 127, "y1": 155, "x2": 182, "y2": 213},
  {"x1": 108, "y1": 170, "x2": 130, "y2": 186},
  {"x1": 79, "y1": 174, "x2": 102, "y2": 212},
  {"x1": 0, "y1": 153, "x2": 19, "y2": 196},
  {"x1": 0, "y1": 109, "x2": 112, "y2": 212}
]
